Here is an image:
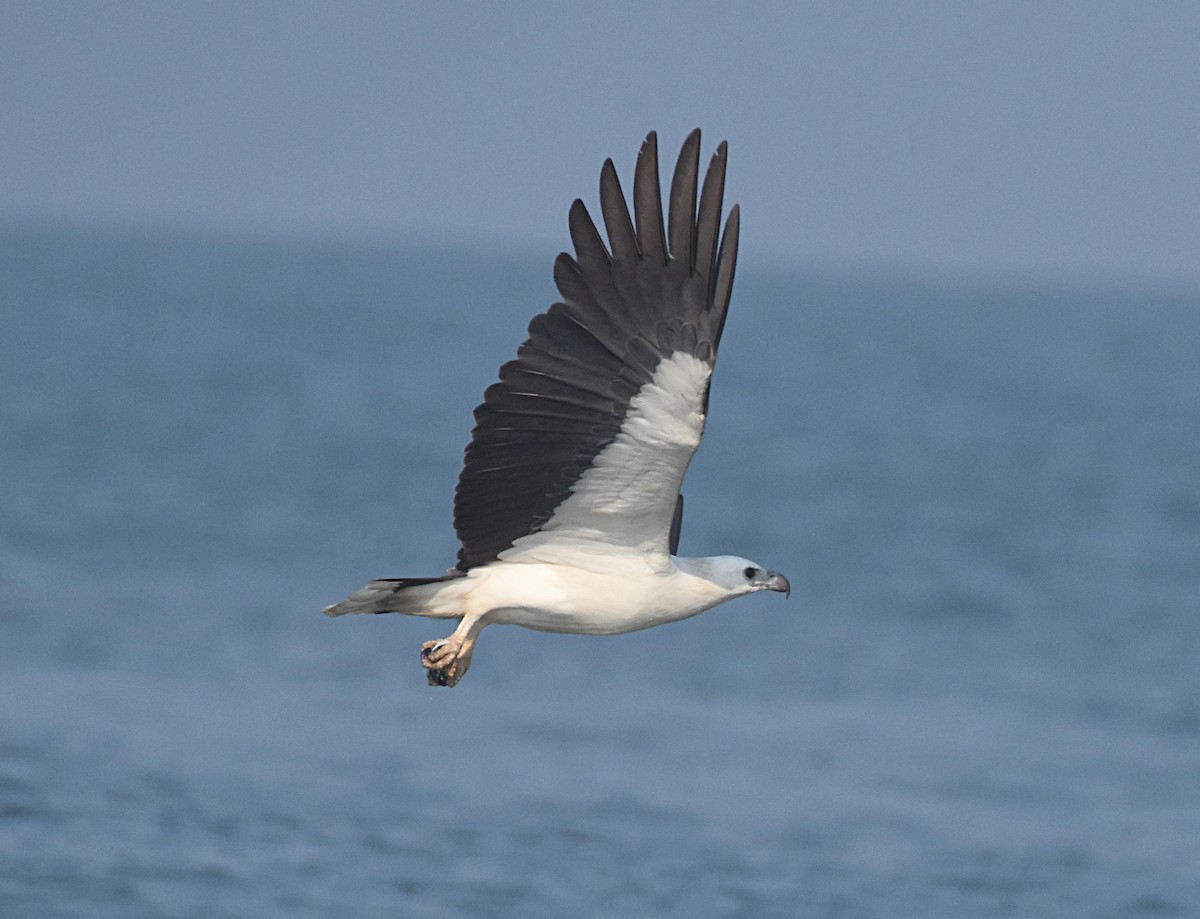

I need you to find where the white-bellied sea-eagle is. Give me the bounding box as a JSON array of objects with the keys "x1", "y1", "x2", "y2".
[{"x1": 324, "y1": 130, "x2": 789, "y2": 686}]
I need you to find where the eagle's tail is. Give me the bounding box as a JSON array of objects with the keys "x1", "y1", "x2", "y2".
[{"x1": 322, "y1": 574, "x2": 463, "y2": 617}]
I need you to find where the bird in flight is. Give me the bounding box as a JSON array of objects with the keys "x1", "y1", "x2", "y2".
[{"x1": 325, "y1": 130, "x2": 789, "y2": 687}]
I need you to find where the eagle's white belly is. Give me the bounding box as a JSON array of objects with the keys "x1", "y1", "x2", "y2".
[{"x1": 437, "y1": 554, "x2": 729, "y2": 635}]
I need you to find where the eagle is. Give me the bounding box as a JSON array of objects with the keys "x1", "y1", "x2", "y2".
[{"x1": 324, "y1": 130, "x2": 789, "y2": 687}]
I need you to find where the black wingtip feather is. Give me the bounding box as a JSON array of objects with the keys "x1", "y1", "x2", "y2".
[
  {"x1": 600, "y1": 158, "x2": 638, "y2": 261},
  {"x1": 568, "y1": 199, "x2": 611, "y2": 271},
  {"x1": 711, "y1": 204, "x2": 740, "y2": 346},
  {"x1": 668, "y1": 129, "x2": 701, "y2": 267},
  {"x1": 695, "y1": 140, "x2": 728, "y2": 286},
  {"x1": 634, "y1": 132, "x2": 667, "y2": 265}
]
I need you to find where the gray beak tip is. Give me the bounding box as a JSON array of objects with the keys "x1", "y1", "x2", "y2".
[{"x1": 768, "y1": 572, "x2": 791, "y2": 598}]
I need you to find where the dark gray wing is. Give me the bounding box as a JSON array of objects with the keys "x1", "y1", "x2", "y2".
[
  {"x1": 453, "y1": 130, "x2": 739, "y2": 571},
  {"x1": 668, "y1": 494, "x2": 684, "y2": 556}
]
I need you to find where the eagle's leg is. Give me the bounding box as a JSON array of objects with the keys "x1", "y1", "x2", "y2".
[{"x1": 420, "y1": 615, "x2": 485, "y2": 687}]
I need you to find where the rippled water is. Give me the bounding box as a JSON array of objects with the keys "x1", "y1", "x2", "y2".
[{"x1": 2, "y1": 224, "x2": 1198, "y2": 917}]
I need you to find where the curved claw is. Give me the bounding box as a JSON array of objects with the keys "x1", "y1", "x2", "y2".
[{"x1": 421, "y1": 637, "x2": 473, "y2": 687}]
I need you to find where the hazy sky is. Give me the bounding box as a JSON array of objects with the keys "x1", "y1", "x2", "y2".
[{"x1": 3, "y1": 2, "x2": 1198, "y2": 282}]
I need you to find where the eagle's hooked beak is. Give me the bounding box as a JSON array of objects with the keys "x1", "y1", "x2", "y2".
[{"x1": 765, "y1": 571, "x2": 791, "y2": 598}]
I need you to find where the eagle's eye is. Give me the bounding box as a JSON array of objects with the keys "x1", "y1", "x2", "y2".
[{"x1": 743, "y1": 566, "x2": 756, "y2": 579}]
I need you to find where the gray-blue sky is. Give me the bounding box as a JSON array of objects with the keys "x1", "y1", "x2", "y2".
[{"x1": 2, "y1": 1, "x2": 1198, "y2": 282}]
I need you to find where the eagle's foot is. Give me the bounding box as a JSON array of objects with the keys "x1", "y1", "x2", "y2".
[{"x1": 421, "y1": 637, "x2": 473, "y2": 687}]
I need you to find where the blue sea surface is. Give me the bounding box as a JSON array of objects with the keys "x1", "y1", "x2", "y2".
[{"x1": 2, "y1": 223, "x2": 1199, "y2": 917}]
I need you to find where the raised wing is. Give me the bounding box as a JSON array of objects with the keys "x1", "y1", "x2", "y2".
[{"x1": 453, "y1": 130, "x2": 740, "y2": 570}]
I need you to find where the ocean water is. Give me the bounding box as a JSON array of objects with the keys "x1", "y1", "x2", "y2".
[{"x1": 2, "y1": 223, "x2": 1198, "y2": 918}]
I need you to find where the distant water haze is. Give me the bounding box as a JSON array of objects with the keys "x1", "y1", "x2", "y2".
[{"x1": 2, "y1": 3, "x2": 1200, "y2": 284}]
